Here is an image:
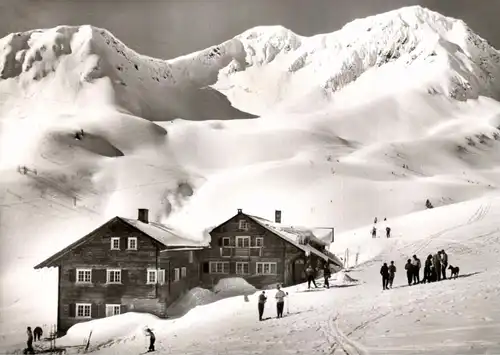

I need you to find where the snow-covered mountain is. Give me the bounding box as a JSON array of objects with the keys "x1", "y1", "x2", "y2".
[{"x1": 2, "y1": 5, "x2": 500, "y2": 348}]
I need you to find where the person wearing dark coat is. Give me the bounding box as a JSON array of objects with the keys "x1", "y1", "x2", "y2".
[
  {"x1": 432, "y1": 252, "x2": 442, "y2": 281},
  {"x1": 258, "y1": 291, "x2": 267, "y2": 321},
  {"x1": 145, "y1": 328, "x2": 155, "y2": 352},
  {"x1": 323, "y1": 264, "x2": 331, "y2": 289},
  {"x1": 412, "y1": 255, "x2": 421, "y2": 284},
  {"x1": 25, "y1": 327, "x2": 34, "y2": 354},
  {"x1": 306, "y1": 265, "x2": 318, "y2": 289},
  {"x1": 380, "y1": 263, "x2": 390, "y2": 290},
  {"x1": 33, "y1": 326, "x2": 43, "y2": 342},
  {"x1": 440, "y1": 250, "x2": 448, "y2": 280},
  {"x1": 388, "y1": 261, "x2": 397, "y2": 288},
  {"x1": 423, "y1": 254, "x2": 433, "y2": 283},
  {"x1": 405, "y1": 259, "x2": 413, "y2": 286}
]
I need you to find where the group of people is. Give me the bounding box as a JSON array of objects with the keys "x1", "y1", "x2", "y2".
[
  {"x1": 372, "y1": 217, "x2": 391, "y2": 238},
  {"x1": 257, "y1": 284, "x2": 288, "y2": 321},
  {"x1": 380, "y1": 249, "x2": 451, "y2": 290},
  {"x1": 24, "y1": 326, "x2": 43, "y2": 354}
]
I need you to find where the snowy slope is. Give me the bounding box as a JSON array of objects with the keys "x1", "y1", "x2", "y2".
[
  {"x1": 2, "y1": 5, "x2": 500, "y2": 352},
  {"x1": 4, "y1": 194, "x2": 499, "y2": 354}
]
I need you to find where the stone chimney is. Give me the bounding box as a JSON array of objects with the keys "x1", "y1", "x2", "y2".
[
  {"x1": 237, "y1": 208, "x2": 242, "y2": 214},
  {"x1": 138, "y1": 209, "x2": 149, "y2": 224},
  {"x1": 275, "y1": 210, "x2": 282, "y2": 223}
]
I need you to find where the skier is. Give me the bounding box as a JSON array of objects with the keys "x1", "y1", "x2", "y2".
[
  {"x1": 371, "y1": 226, "x2": 377, "y2": 238},
  {"x1": 432, "y1": 252, "x2": 442, "y2": 281},
  {"x1": 386, "y1": 226, "x2": 391, "y2": 238},
  {"x1": 258, "y1": 291, "x2": 267, "y2": 321},
  {"x1": 388, "y1": 261, "x2": 396, "y2": 288},
  {"x1": 380, "y1": 263, "x2": 389, "y2": 290},
  {"x1": 440, "y1": 250, "x2": 448, "y2": 280},
  {"x1": 145, "y1": 327, "x2": 155, "y2": 352},
  {"x1": 274, "y1": 285, "x2": 287, "y2": 318},
  {"x1": 323, "y1": 263, "x2": 331, "y2": 289},
  {"x1": 423, "y1": 254, "x2": 433, "y2": 283},
  {"x1": 33, "y1": 326, "x2": 43, "y2": 342},
  {"x1": 405, "y1": 259, "x2": 413, "y2": 286},
  {"x1": 374, "y1": 217, "x2": 378, "y2": 224},
  {"x1": 306, "y1": 265, "x2": 318, "y2": 289},
  {"x1": 412, "y1": 255, "x2": 421, "y2": 284},
  {"x1": 24, "y1": 327, "x2": 34, "y2": 354}
]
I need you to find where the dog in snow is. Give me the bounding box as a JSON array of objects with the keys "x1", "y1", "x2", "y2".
[{"x1": 448, "y1": 265, "x2": 460, "y2": 279}]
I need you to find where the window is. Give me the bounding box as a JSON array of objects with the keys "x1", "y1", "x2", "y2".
[
  {"x1": 111, "y1": 237, "x2": 120, "y2": 250},
  {"x1": 181, "y1": 267, "x2": 187, "y2": 278},
  {"x1": 236, "y1": 236, "x2": 250, "y2": 248},
  {"x1": 209, "y1": 261, "x2": 229, "y2": 274},
  {"x1": 238, "y1": 220, "x2": 249, "y2": 230},
  {"x1": 255, "y1": 237, "x2": 264, "y2": 247},
  {"x1": 147, "y1": 269, "x2": 157, "y2": 284},
  {"x1": 76, "y1": 303, "x2": 91, "y2": 318},
  {"x1": 174, "y1": 268, "x2": 180, "y2": 282},
  {"x1": 105, "y1": 304, "x2": 121, "y2": 317},
  {"x1": 76, "y1": 269, "x2": 91, "y2": 283},
  {"x1": 127, "y1": 237, "x2": 137, "y2": 250},
  {"x1": 222, "y1": 237, "x2": 230, "y2": 247},
  {"x1": 236, "y1": 262, "x2": 249, "y2": 275},
  {"x1": 256, "y1": 262, "x2": 277, "y2": 275},
  {"x1": 106, "y1": 269, "x2": 121, "y2": 284},
  {"x1": 189, "y1": 251, "x2": 194, "y2": 263}
]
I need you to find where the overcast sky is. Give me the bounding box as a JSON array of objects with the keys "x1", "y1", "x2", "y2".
[{"x1": 1, "y1": 0, "x2": 498, "y2": 60}]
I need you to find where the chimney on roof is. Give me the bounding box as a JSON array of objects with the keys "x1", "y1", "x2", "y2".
[
  {"x1": 138, "y1": 209, "x2": 149, "y2": 224},
  {"x1": 237, "y1": 208, "x2": 242, "y2": 214},
  {"x1": 275, "y1": 210, "x2": 282, "y2": 223}
]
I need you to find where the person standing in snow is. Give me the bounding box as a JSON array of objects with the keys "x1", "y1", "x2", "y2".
[
  {"x1": 374, "y1": 217, "x2": 378, "y2": 224},
  {"x1": 412, "y1": 255, "x2": 421, "y2": 284},
  {"x1": 274, "y1": 285, "x2": 287, "y2": 318},
  {"x1": 432, "y1": 252, "x2": 442, "y2": 281},
  {"x1": 306, "y1": 265, "x2": 318, "y2": 289},
  {"x1": 405, "y1": 259, "x2": 413, "y2": 286},
  {"x1": 380, "y1": 263, "x2": 389, "y2": 290},
  {"x1": 388, "y1": 261, "x2": 397, "y2": 288},
  {"x1": 371, "y1": 226, "x2": 377, "y2": 239},
  {"x1": 145, "y1": 328, "x2": 155, "y2": 352},
  {"x1": 439, "y1": 250, "x2": 448, "y2": 280},
  {"x1": 386, "y1": 226, "x2": 391, "y2": 238},
  {"x1": 258, "y1": 291, "x2": 267, "y2": 321},
  {"x1": 33, "y1": 326, "x2": 43, "y2": 342},
  {"x1": 323, "y1": 263, "x2": 332, "y2": 289},
  {"x1": 423, "y1": 254, "x2": 433, "y2": 283},
  {"x1": 25, "y1": 327, "x2": 34, "y2": 354}
]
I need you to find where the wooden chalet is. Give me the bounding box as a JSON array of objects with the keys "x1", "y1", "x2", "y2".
[
  {"x1": 200, "y1": 209, "x2": 343, "y2": 289},
  {"x1": 34, "y1": 209, "x2": 207, "y2": 335}
]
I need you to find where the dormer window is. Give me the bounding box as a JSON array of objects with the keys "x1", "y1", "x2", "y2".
[
  {"x1": 111, "y1": 237, "x2": 120, "y2": 250},
  {"x1": 127, "y1": 237, "x2": 137, "y2": 250},
  {"x1": 238, "y1": 220, "x2": 249, "y2": 231}
]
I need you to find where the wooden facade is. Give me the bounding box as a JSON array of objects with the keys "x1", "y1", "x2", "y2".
[
  {"x1": 200, "y1": 209, "x2": 342, "y2": 289},
  {"x1": 34, "y1": 212, "x2": 205, "y2": 335},
  {"x1": 35, "y1": 208, "x2": 342, "y2": 334}
]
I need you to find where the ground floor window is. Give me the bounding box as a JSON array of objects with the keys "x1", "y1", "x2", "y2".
[
  {"x1": 210, "y1": 261, "x2": 229, "y2": 274},
  {"x1": 236, "y1": 262, "x2": 249, "y2": 275},
  {"x1": 76, "y1": 303, "x2": 91, "y2": 318},
  {"x1": 256, "y1": 262, "x2": 277, "y2": 275},
  {"x1": 105, "y1": 304, "x2": 121, "y2": 317}
]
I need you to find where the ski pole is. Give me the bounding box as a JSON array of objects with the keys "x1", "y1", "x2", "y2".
[{"x1": 286, "y1": 292, "x2": 289, "y2": 314}]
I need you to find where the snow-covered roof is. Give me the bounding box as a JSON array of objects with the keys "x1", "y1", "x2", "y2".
[
  {"x1": 120, "y1": 218, "x2": 208, "y2": 248},
  {"x1": 246, "y1": 215, "x2": 342, "y2": 266}
]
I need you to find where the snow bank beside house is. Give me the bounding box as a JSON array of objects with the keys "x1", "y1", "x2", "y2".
[{"x1": 213, "y1": 277, "x2": 258, "y2": 297}]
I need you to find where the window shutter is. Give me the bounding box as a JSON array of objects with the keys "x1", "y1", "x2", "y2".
[
  {"x1": 68, "y1": 269, "x2": 76, "y2": 282},
  {"x1": 202, "y1": 262, "x2": 209, "y2": 273},
  {"x1": 91, "y1": 303, "x2": 98, "y2": 318},
  {"x1": 121, "y1": 269, "x2": 128, "y2": 285},
  {"x1": 69, "y1": 303, "x2": 76, "y2": 318},
  {"x1": 158, "y1": 269, "x2": 165, "y2": 285},
  {"x1": 218, "y1": 237, "x2": 222, "y2": 247},
  {"x1": 93, "y1": 269, "x2": 106, "y2": 283},
  {"x1": 98, "y1": 304, "x2": 106, "y2": 318},
  {"x1": 121, "y1": 237, "x2": 126, "y2": 250},
  {"x1": 120, "y1": 305, "x2": 127, "y2": 315},
  {"x1": 229, "y1": 262, "x2": 236, "y2": 274}
]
